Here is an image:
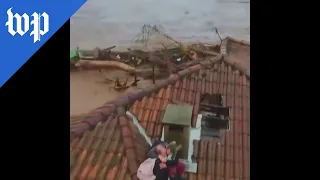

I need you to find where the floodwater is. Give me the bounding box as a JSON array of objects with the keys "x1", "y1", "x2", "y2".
[
  {"x1": 70, "y1": 0, "x2": 250, "y2": 50},
  {"x1": 70, "y1": 0, "x2": 250, "y2": 114},
  {"x1": 70, "y1": 70, "x2": 132, "y2": 114}
]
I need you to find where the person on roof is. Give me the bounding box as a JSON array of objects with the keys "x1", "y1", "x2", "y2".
[
  {"x1": 148, "y1": 140, "x2": 186, "y2": 180},
  {"x1": 137, "y1": 144, "x2": 173, "y2": 180}
]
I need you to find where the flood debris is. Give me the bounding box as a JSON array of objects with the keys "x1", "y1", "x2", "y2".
[
  {"x1": 71, "y1": 24, "x2": 249, "y2": 90},
  {"x1": 109, "y1": 78, "x2": 130, "y2": 92}
]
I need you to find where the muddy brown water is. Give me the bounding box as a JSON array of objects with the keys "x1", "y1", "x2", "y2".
[
  {"x1": 70, "y1": 69, "x2": 161, "y2": 115},
  {"x1": 70, "y1": 0, "x2": 250, "y2": 50},
  {"x1": 70, "y1": 70, "x2": 133, "y2": 115},
  {"x1": 70, "y1": 0, "x2": 250, "y2": 114}
]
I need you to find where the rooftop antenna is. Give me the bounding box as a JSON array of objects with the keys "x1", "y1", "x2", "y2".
[{"x1": 214, "y1": 27, "x2": 223, "y2": 44}]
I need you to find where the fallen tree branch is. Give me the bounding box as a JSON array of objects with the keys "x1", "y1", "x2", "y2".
[
  {"x1": 75, "y1": 59, "x2": 170, "y2": 78},
  {"x1": 75, "y1": 60, "x2": 136, "y2": 72}
]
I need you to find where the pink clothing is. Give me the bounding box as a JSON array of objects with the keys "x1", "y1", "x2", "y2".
[{"x1": 137, "y1": 158, "x2": 156, "y2": 180}]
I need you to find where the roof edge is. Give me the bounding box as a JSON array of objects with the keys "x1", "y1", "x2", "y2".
[{"x1": 117, "y1": 106, "x2": 139, "y2": 180}]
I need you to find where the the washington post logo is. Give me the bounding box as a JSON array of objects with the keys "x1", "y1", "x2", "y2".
[{"x1": 5, "y1": 7, "x2": 49, "y2": 43}]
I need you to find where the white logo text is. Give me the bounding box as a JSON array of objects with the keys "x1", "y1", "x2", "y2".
[{"x1": 5, "y1": 7, "x2": 49, "y2": 43}]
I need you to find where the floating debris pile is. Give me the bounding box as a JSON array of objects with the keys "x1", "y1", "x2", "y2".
[
  {"x1": 70, "y1": 25, "x2": 250, "y2": 93},
  {"x1": 71, "y1": 24, "x2": 221, "y2": 69}
]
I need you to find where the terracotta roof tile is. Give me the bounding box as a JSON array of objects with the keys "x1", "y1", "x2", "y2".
[
  {"x1": 70, "y1": 107, "x2": 149, "y2": 180},
  {"x1": 117, "y1": 158, "x2": 128, "y2": 180},
  {"x1": 183, "y1": 62, "x2": 249, "y2": 180}
]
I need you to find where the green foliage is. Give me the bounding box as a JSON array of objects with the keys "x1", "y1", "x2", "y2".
[{"x1": 70, "y1": 49, "x2": 80, "y2": 65}]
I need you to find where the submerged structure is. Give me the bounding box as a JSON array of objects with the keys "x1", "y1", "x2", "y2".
[{"x1": 70, "y1": 37, "x2": 250, "y2": 180}]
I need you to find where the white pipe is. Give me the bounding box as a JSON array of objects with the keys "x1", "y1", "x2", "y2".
[{"x1": 126, "y1": 111, "x2": 152, "y2": 146}]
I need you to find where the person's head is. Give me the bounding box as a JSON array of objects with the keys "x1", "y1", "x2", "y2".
[
  {"x1": 165, "y1": 141, "x2": 177, "y2": 156},
  {"x1": 166, "y1": 147, "x2": 171, "y2": 156},
  {"x1": 155, "y1": 144, "x2": 167, "y2": 156}
]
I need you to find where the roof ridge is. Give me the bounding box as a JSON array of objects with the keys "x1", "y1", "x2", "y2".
[
  {"x1": 117, "y1": 106, "x2": 139, "y2": 180},
  {"x1": 70, "y1": 55, "x2": 223, "y2": 141}
]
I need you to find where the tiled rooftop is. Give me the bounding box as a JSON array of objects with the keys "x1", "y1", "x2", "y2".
[
  {"x1": 129, "y1": 62, "x2": 250, "y2": 180},
  {"x1": 70, "y1": 43, "x2": 250, "y2": 180},
  {"x1": 71, "y1": 107, "x2": 150, "y2": 180}
]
